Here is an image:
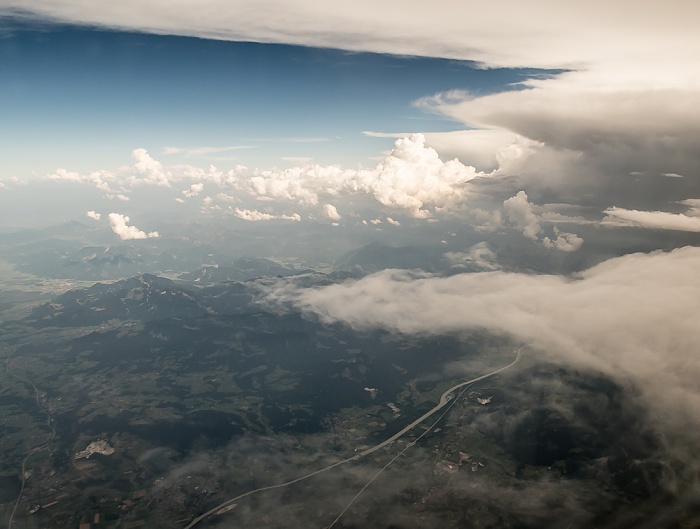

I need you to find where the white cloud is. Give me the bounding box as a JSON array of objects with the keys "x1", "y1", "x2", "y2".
[
  {"x1": 108, "y1": 213, "x2": 159, "y2": 240},
  {"x1": 542, "y1": 227, "x2": 584, "y2": 252},
  {"x1": 182, "y1": 182, "x2": 204, "y2": 198},
  {"x1": 503, "y1": 191, "x2": 540, "y2": 240},
  {"x1": 128, "y1": 148, "x2": 171, "y2": 187},
  {"x1": 322, "y1": 203, "x2": 341, "y2": 221},
  {"x1": 46, "y1": 168, "x2": 117, "y2": 193},
  {"x1": 235, "y1": 134, "x2": 482, "y2": 217},
  {"x1": 386, "y1": 217, "x2": 401, "y2": 226},
  {"x1": 663, "y1": 172, "x2": 684, "y2": 178},
  {"x1": 45, "y1": 136, "x2": 490, "y2": 221},
  {"x1": 244, "y1": 165, "x2": 350, "y2": 206},
  {"x1": 365, "y1": 129, "x2": 537, "y2": 172},
  {"x1": 604, "y1": 206, "x2": 700, "y2": 232},
  {"x1": 85, "y1": 210, "x2": 101, "y2": 221},
  {"x1": 0, "y1": 176, "x2": 29, "y2": 189},
  {"x1": 353, "y1": 134, "x2": 482, "y2": 218},
  {"x1": 680, "y1": 199, "x2": 700, "y2": 213},
  {"x1": 6, "y1": 1, "x2": 698, "y2": 74},
  {"x1": 272, "y1": 246, "x2": 700, "y2": 450},
  {"x1": 503, "y1": 191, "x2": 584, "y2": 251},
  {"x1": 472, "y1": 208, "x2": 504, "y2": 233},
  {"x1": 444, "y1": 242, "x2": 499, "y2": 271},
  {"x1": 233, "y1": 208, "x2": 301, "y2": 222},
  {"x1": 163, "y1": 145, "x2": 254, "y2": 156},
  {"x1": 538, "y1": 211, "x2": 595, "y2": 225}
]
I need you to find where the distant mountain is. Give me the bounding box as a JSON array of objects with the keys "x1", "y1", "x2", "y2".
[
  {"x1": 27, "y1": 274, "x2": 212, "y2": 327},
  {"x1": 0, "y1": 220, "x2": 100, "y2": 246},
  {"x1": 8, "y1": 242, "x2": 154, "y2": 280},
  {"x1": 335, "y1": 242, "x2": 448, "y2": 274},
  {"x1": 198, "y1": 281, "x2": 265, "y2": 314},
  {"x1": 179, "y1": 257, "x2": 307, "y2": 284}
]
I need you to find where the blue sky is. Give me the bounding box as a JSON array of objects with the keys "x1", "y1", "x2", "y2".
[{"x1": 1, "y1": 22, "x2": 546, "y2": 178}]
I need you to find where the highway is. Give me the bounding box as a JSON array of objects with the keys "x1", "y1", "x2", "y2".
[
  {"x1": 356, "y1": 345, "x2": 526, "y2": 458},
  {"x1": 183, "y1": 346, "x2": 526, "y2": 529}
]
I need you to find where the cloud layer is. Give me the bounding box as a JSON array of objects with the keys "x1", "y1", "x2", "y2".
[
  {"x1": 271, "y1": 246, "x2": 700, "y2": 454},
  {"x1": 5, "y1": 1, "x2": 698, "y2": 73},
  {"x1": 46, "y1": 135, "x2": 485, "y2": 221}
]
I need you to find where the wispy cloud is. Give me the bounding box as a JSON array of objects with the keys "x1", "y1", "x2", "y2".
[
  {"x1": 163, "y1": 145, "x2": 255, "y2": 156},
  {"x1": 253, "y1": 137, "x2": 331, "y2": 143},
  {"x1": 603, "y1": 205, "x2": 700, "y2": 232},
  {"x1": 233, "y1": 208, "x2": 301, "y2": 222}
]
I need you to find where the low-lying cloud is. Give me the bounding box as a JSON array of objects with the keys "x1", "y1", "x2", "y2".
[
  {"x1": 271, "y1": 246, "x2": 700, "y2": 456},
  {"x1": 108, "y1": 213, "x2": 160, "y2": 240}
]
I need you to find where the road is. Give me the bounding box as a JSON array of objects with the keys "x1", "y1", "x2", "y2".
[
  {"x1": 356, "y1": 345, "x2": 526, "y2": 458},
  {"x1": 4, "y1": 357, "x2": 57, "y2": 529},
  {"x1": 183, "y1": 346, "x2": 526, "y2": 529}
]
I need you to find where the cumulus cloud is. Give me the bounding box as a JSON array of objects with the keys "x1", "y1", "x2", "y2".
[
  {"x1": 604, "y1": 204, "x2": 700, "y2": 232},
  {"x1": 365, "y1": 129, "x2": 534, "y2": 172},
  {"x1": 182, "y1": 182, "x2": 204, "y2": 198},
  {"x1": 272, "y1": 246, "x2": 700, "y2": 453},
  {"x1": 128, "y1": 148, "x2": 171, "y2": 187},
  {"x1": 444, "y1": 242, "x2": 499, "y2": 271},
  {"x1": 233, "y1": 208, "x2": 301, "y2": 222},
  {"x1": 503, "y1": 191, "x2": 541, "y2": 240},
  {"x1": 542, "y1": 227, "x2": 583, "y2": 252},
  {"x1": 472, "y1": 208, "x2": 504, "y2": 232},
  {"x1": 198, "y1": 134, "x2": 481, "y2": 218},
  {"x1": 85, "y1": 210, "x2": 101, "y2": 221},
  {"x1": 322, "y1": 203, "x2": 341, "y2": 221},
  {"x1": 353, "y1": 134, "x2": 482, "y2": 218},
  {"x1": 46, "y1": 168, "x2": 117, "y2": 193},
  {"x1": 386, "y1": 217, "x2": 401, "y2": 226},
  {"x1": 503, "y1": 191, "x2": 584, "y2": 251},
  {"x1": 243, "y1": 165, "x2": 350, "y2": 205},
  {"x1": 108, "y1": 213, "x2": 159, "y2": 240}
]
